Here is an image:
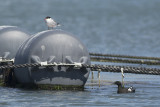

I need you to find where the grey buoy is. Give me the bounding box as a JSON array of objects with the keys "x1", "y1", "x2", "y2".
[
  {"x1": 0, "y1": 26, "x2": 30, "y2": 74},
  {"x1": 14, "y1": 30, "x2": 91, "y2": 89},
  {"x1": 0, "y1": 26, "x2": 30, "y2": 59}
]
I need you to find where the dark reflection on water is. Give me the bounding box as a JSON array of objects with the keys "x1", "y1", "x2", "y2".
[{"x1": 0, "y1": 0, "x2": 160, "y2": 106}]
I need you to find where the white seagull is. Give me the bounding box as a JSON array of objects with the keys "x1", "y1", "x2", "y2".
[{"x1": 44, "y1": 16, "x2": 60, "y2": 30}]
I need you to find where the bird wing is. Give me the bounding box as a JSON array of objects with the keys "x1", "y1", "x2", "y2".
[
  {"x1": 50, "y1": 18, "x2": 56, "y2": 24},
  {"x1": 46, "y1": 19, "x2": 57, "y2": 27}
]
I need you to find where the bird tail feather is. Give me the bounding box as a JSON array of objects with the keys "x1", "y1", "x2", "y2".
[{"x1": 57, "y1": 23, "x2": 61, "y2": 26}]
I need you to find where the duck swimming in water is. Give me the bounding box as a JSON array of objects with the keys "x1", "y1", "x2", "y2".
[{"x1": 114, "y1": 81, "x2": 135, "y2": 94}]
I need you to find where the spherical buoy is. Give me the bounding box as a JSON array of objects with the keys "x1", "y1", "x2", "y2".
[
  {"x1": 0, "y1": 26, "x2": 30, "y2": 75},
  {"x1": 14, "y1": 30, "x2": 90, "y2": 89},
  {"x1": 0, "y1": 26, "x2": 30, "y2": 59}
]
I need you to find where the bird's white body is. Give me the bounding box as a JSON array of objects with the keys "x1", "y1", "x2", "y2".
[
  {"x1": 45, "y1": 18, "x2": 56, "y2": 28},
  {"x1": 45, "y1": 17, "x2": 60, "y2": 30}
]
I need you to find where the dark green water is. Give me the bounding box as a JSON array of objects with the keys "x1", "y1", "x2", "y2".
[{"x1": 0, "y1": 0, "x2": 160, "y2": 106}]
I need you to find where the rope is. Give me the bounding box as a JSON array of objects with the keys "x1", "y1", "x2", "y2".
[
  {"x1": 90, "y1": 56, "x2": 160, "y2": 65},
  {"x1": 0, "y1": 63, "x2": 40, "y2": 69},
  {"x1": 90, "y1": 52, "x2": 160, "y2": 61},
  {"x1": 0, "y1": 63, "x2": 160, "y2": 75},
  {"x1": 83, "y1": 64, "x2": 160, "y2": 75},
  {"x1": 0, "y1": 63, "x2": 81, "y2": 69}
]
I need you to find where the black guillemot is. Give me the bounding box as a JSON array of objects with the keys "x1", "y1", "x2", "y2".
[{"x1": 114, "y1": 81, "x2": 135, "y2": 94}]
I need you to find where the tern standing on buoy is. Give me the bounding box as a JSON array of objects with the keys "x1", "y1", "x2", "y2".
[{"x1": 44, "y1": 16, "x2": 60, "y2": 30}]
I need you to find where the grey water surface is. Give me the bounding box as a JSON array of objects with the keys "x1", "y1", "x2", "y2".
[{"x1": 0, "y1": 0, "x2": 160, "y2": 106}]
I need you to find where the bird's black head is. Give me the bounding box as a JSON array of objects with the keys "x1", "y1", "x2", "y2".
[
  {"x1": 45, "y1": 16, "x2": 51, "y2": 19},
  {"x1": 114, "y1": 81, "x2": 122, "y2": 86}
]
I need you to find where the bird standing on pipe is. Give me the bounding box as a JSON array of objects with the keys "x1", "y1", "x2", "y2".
[{"x1": 44, "y1": 16, "x2": 60, "y2": 30}]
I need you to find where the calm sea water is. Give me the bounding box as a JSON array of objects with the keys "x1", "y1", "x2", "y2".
[{"x1": 0, "y1": 0, "x2": 160, "y2": 106}]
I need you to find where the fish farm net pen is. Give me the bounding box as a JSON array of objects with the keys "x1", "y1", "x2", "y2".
[{"x1": 0, "y1": 63, "x2": 160, "y2": 75}]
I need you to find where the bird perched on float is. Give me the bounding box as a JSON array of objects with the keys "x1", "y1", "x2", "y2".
[
  {"x1": 44, "y1": 16, "x2": 60, "y2": 30},
  {"x1": 114, "y1": 81, "x2": 135, "y2": 94}
]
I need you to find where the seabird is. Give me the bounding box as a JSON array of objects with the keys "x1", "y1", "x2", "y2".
[
  {"x1": 114, "y1": 81, "x2": 135, "y2": 94},
  {"x1": 44, "y1": 16, "x2": 60, "y2": 30}
]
